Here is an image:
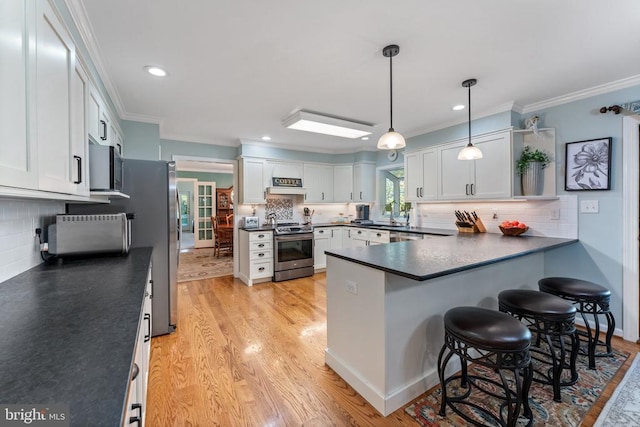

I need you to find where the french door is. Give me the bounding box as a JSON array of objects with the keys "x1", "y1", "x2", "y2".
[{"x1": 194, "y1": 181, "x2": 215, "y2": 248}]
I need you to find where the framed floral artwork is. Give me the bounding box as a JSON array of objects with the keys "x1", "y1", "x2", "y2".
[{"x1": 565, "y1": 137, "x2": 612, "y2": 191}]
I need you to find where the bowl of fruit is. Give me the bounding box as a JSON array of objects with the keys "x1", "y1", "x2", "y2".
[{"x1": 499, "y1": 220, "x2": 529, "y2": 236}]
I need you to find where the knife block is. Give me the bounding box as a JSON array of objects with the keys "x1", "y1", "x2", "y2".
[{"x1": 456, "y1": 218, "x2": 487, "y2": 233}]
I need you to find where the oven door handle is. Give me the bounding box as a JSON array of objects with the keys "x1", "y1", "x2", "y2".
[{"x1": 274, "y1": 233, "x2": 314, "y2": 242}]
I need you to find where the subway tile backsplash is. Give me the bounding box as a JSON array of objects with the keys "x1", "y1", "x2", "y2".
[
  {"x1": 0, "y1": 199, "x2": 64, "y2": 283},
  {"x1": 414, "y1": 195, "x2": 578, "y2": 239}
]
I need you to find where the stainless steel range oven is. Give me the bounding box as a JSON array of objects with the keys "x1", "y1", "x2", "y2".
[{"x1": 273, "y1": 224, "x2": 314, "y2": 282}]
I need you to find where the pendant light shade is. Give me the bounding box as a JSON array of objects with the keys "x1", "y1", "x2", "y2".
[
  {"x1": 457, "y1": 78, "x2": 483, "y2": 160},
  {"x1": 377, "y1": 45, "x2": 406, "y2": 150}
]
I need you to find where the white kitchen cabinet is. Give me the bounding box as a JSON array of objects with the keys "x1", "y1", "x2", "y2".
[
  {"x1": 439, "y1": 130, "x2": 512, "y2": 200},
  {"x1": 353, "y1": 162, "x2": 376, "y2": 202},
  {"x1": 0, "y1": 0, "x2": 38, "y2": 190},
  {"x1": 313, "y1": 228, "x2": 331, "y2": 269},
  {"x1": 344, "y1": 227, "x2": 389, "y2": 246},
  {"x1": 123, "y1": 266, "x2": 152, "y2": 427},
  {"x1": 238, "y1": 230, "x2": 273, "y2": 285},
  {"x1": 239, "y1": 158, "x2": 267, "y2": 204},
  {"x1": 333, "y1": 165, "x2": 354, "y2": 202},
  {"x1": 313, "y1": 226, "x2": 344, "y2": 269},
  {"x1": 342, "y1": 227, "x2": 391, "y2": 247},
  {"x1": 367, "y1": 229, "x2": 390, "y2": 245},
  {"x1": 405, "y1": 148, "x2": 438, "y2": 202},
  {"x1": 304, "y1": 163, "x2": 334, "y2": 202},
  {"x1": 36, "y1": 0, "x2": 76, "y2": 194},
  {"x1": 87, "y1": 83, "x2": 102, "y2": 144},
  {"x1": 70, "y1": 61, "x2": 90, "y2": 196}
]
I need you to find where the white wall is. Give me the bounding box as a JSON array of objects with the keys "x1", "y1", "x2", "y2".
[{"x1": 0, "y1": 199, "x2": 65, "y2": 283}]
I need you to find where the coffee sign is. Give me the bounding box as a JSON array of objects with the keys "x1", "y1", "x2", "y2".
[{"x1": 272, "y1": 177, "x2": 303, "y2": 187}]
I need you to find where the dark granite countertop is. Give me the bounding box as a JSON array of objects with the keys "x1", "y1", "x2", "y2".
[
  {"x1": 326, "y1": 233, "x2": 577, "y2": 281},
  {"x1": 0, "y1": 247, "x2": 153, "y2": 426},
  {"x1": 312, "y1": 223, "x2": 455, "y2": 236},
  {"x1": 239, "y1": 226, "x2": 276, "y2": 232}
]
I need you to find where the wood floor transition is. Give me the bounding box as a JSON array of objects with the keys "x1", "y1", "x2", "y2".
[{"x1": 146, "y1": 273, "x2": 640, "y2": 426}]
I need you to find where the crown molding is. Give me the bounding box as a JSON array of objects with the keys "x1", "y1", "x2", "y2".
[
  {"x1": 239, "y1": 139, "x2": 376, "y2": 154},
  {"x1": 64, "y1": 0, "x2": 126, "y2": 119},
  {"x1": 406, "y1": 101, "x2": 520, "y2": 138},
  {"x1": 522, "y1": 74, "x2": 640, "y2": 114},
  {"x1": 120, "y1": 112, "x2": 162, "y2": 125}
]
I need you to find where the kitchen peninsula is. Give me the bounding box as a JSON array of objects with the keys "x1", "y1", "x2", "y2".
[{"x1": 324, "y1": 233, "x2": 577, "y2": 416}]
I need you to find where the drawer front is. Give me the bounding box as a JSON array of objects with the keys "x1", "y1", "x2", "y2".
[
  {"x1": 249, "y1": 240, "x2": 272, "y2": 251},
  {"x1": 250, "y1": 260, "x2": 273, "y2": 277},
  {"x1": 250, "y1": 249, "x2": 272, "y2": 261},
  {"x1": 369, "y1": 230, "x2": 390, "y2": 244},
  {"x1": 351, "y1": 228, "x2": 368, "y2": 241},
  {"x1": 249, "y1": 231, "x2": 273, "y2": 242},
  {"x1": 314, "y1": 228, "x2": 331, "y2": 238}
]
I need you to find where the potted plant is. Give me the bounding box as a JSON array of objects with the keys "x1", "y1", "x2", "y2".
[{"x1": 516, "y1": 146, "x2": 552, "y2": 196}]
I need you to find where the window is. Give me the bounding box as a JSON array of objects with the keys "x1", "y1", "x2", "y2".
[{"x1": 383, "y1": 168, "x2": 406, "y2": 217}]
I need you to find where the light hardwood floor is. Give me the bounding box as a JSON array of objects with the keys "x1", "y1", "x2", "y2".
[{"x1": 147, "y1": 273, "x2": 640, "y2": 426}]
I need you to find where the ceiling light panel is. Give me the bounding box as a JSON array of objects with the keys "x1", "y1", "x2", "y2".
[{"x1": 282, "y1": 111, "x2": 373, "y2": 139}]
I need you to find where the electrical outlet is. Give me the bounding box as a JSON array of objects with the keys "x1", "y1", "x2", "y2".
[
  {"x1": 345, "y1": 280, "x2": 357, "y2": 294},
  {"x1": 580, "y1": 200, "x2": 599, "y2": 214},
  {"x1": 550, "y1": 209, "x2": 560, "y2": 220}
]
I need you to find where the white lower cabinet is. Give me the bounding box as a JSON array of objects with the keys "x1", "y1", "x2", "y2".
[
  {"x1": 313, "y1": 227, "x2": 344, "y2": 269},
  {"x1": 123, "y1": 267, "x2": 152, "y2": 427},
  {"x1": 239, "y1": 230, "x2": 273, "y2": 285},
  {"x1": 344, "y1": 227, "x2": 390, "y2": 247}
]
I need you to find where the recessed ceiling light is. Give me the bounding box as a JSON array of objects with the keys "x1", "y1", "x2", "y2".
[
  {"x1": 452, "y1": 104, "x2": 465, "y2": 111},
  {"x1": 361, "y1": 136, "x2": 370, "y2": 141},
  {"x1": 261, "y1": 136, "x2": 271, "y2": 141},
  {"x1": 144, "y1": 66, "x2": 168, "y2": 77}
]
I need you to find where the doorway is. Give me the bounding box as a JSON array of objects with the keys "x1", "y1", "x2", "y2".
[{"x1": 173, "y1": 156, "x2": 237, "y2": 279}]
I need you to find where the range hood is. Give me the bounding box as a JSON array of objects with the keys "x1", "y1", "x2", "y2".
[
  {"x1": 267, "y1": 177, "x2": 306, "y2": 195},
  {"x1": 266, "y1": 186, "x2": 307, "y2": 195}
]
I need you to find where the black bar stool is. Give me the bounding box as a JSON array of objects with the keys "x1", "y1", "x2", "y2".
[
  {"x1": 538, "y1": 277, "x2": 615, "y2": 370},
  {"x1": 498, "y1": 289, "x2": 579, "y2": 402},
  {"x1": 438, "y1": 306, "x2": 533, "y2": 427}
]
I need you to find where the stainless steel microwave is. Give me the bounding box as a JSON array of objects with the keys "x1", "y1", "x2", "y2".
[{"x1": 89, "y1": 144, "x2": 123, "y2": 191}]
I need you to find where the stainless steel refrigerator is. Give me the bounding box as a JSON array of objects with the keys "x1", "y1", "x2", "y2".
[{"x1": 69, "y1": 159, "x2": 179, "y2": 336}]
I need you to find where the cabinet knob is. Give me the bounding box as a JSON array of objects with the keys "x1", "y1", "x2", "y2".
[
  {"x1": 258, "y1": 253, "x2": 265, "y2": 257},
  {"x1": 258, "y1": 267, "x2": 265, "y2": 272}
]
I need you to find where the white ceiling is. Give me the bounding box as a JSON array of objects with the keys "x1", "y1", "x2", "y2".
[{"x1": 71, "y1": 0, "x2": 640, "y2": 154}]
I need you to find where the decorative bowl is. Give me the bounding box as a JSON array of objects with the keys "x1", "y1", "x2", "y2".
[{"x1": 499, "y1": 225, "x2": 529, "y2": 236}]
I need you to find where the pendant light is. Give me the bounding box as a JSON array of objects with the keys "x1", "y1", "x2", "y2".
[
  {"x1": 457, "y1": 78, "x2": 483, "y2": 160},
  {"x1": 377, "y1": 45, "x2": 406, "y2": 150}
]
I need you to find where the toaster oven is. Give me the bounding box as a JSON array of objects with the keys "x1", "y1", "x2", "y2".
[{"x1": 47, "y1": 213, "x2": 131, "y2": 256}]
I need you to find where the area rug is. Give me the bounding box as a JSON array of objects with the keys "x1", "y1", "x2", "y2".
[
  {"x1": 405, "y1": 350, "x2": 628, "y2": 426},
  {"x1": 177, "y1": 248, "x2": 233, "y2": 282},
  {"x1": 594, "y1": 353, "x2": 640, "y2": 426}
]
